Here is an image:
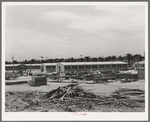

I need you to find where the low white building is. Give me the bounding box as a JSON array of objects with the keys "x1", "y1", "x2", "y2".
[
  {"x1": 59, "y1": 61, "x2": 128, "y2": 73},
  {"x1": 133, "y1": 61, "x2": 145, "y2": 69},
  {"x1": 133, "y1": 61, "x2": 145, "y2": 79},
  {"x1": 42, "y1": 63, "x2": 58, "y2": 73}
]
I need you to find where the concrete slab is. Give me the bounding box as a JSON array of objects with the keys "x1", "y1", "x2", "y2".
[{"x1": 5, "y1": 76, "x2": 32, "y2": 85}]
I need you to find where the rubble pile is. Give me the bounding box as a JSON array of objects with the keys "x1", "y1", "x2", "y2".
[
  {"x1": 5, "y1": 90, "x2": 44, "y2": 112},
  {"x1": 109, "y1": 88, "x2": 145, "y2": 108},
  {"x1": 45, "y1": 83, "x2": 96, "y2": 100},
  {"x1": 5, "y1": 84, "x2": 145, "y2": 112},
  {"x1": 120, "y1": 78, "x2": 137, "y2": 83}
]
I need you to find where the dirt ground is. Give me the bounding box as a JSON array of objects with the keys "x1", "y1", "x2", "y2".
[
  {"x1": 5, "y1": 77, "x2": 145, "y2": 112},
  {"x1": 5, "y1": 80, "x2": 145, "y2": 96}
]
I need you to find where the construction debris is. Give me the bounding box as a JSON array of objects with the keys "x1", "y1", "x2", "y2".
[
  {"x1": 5, "y1": 84, "x2": 145, "y2": 112},
  {"x1": 45, "y1": 83, "x2": 96, "y2": 100},
  {"x1": 5, "y1": 71, "x2": 19, "y2": 80}
]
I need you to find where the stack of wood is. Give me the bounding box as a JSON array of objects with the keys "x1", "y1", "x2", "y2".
[
  {"x1": 44, "y1": 85, "x2": 145, "y2": 110},
  {"x1": 107, "y1": 88, "x2": 145, "y2": 108},
  {"x1": 120, "y1": 78, "x2": 137, "y2": 83},
  {"x1": 45, "y1": 83, "x2": 96, "y2": 100},
  {"x1": 116, "y1": 73, "x2": 138, "y2": 80},
  {"x1": 82, "y1": 74, "x2": 94, "y2": 81}
]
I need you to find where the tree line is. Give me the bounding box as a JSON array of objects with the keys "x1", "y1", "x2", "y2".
[{"x1": 5, "y1": 53, "x2": 144, "y2": 67}]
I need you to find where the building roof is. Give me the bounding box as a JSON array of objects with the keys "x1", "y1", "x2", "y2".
[
  {"x1": 43, "y1": 63, "x2": 57, "y2": 66},
  {"x1": 134, "y1": 61, "x2": 145, "y2": 65},
  {"x1": 5, "y1": 64, "x2": 21, "y2": 67},
  {"x1": 5, "y1": 64, "x2": 42, "y2": 67},
  {"x1": 5, "y1": 61, "x2": 128, "y2": 67},
  {"x1": 60, "y1": 61, "x2": 127, "y2": 66},
  {"x1": 25, "y1": 64, "x2": 42, "y2": 66}
]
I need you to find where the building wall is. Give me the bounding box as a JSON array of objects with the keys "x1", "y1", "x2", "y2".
[
  {"x1": 137, "y1": 68, "x2": 145, "y2": 79},
  {"x1": 61, "y1": 64, "x2": 128, "y2": 73},
  {"x1": 5, "y1": 66, "x2": 18, "y2": 71},
  {"x1": 133, "y1": 61, "x2": 145, "y2": 80},
  {"x1": 5, "y1": 65, "x2": 28, "y2": 71},
  {"x1": 6, "y1": 63, "x2": 128, "y2": 73},
  {"x1": 6, "y1": 64, "x2": 42, "y2": 72},
  {"x1": 45, "y1": 65, "x2": 57, "y2": 73}
]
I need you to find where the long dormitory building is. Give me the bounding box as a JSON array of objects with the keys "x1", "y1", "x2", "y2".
[
  {"x1": 5, "y1": 61, "x2": 128, "y2": 73},
  {"x1": 58, "y1": 62, "x2": 128, "y2": 73}
]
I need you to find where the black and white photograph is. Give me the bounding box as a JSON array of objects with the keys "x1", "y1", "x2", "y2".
[{"x1": 2, "y1": 2, "x2": 148, "y2": 121}]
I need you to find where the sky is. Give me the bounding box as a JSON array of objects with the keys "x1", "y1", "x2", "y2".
[{"x1": 5, "y1": 4, "x2": 146, "y2": 61}]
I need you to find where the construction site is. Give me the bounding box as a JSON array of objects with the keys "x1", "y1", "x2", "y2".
[
  {"x1": 5, "y1": 61, "x2": 145, "y2": 112},
  {"x1": 3, "y1": 3, "x2": 148, "y2": 121}
]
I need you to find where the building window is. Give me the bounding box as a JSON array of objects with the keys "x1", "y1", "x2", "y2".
[
  {"x1": 75, "y1": 66, "x2": 77, "y2": 69},
  {"x1": 89, "y1": 65, "x2": 91, "y2": 68},
  {"x1": 79, "y1": 66, "x2": 81, "y2": 69},
  {"x1": 68, "y1": 66, "x2": 70, "y2": 69},
  {"x1": 72, "y1": 66, "x2": 74, "y2": 69},
  {"x1": 82, "y1": 66, "x2": 84, "y2": 69},
  {"x1": 65, "y1": 66, "x2": 67, "y2": 69},
  {"x1": 95, "y1": 65, "x2": 97, "y2": 68},
  {"x1": 86, "y1": 66, "x2": 88, "y2": 68}
]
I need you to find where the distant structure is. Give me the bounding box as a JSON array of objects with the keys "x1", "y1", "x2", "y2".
[
  {"x1": 42, "y1": 63, "x2": 58, "y2": 73},
  {"x1": 5, "y1": 64, "x2": 41, "y2": 72},
  {"x1": 5, "y1": 61, "x2": 128, "y2": 73},
  {"x1": 133, "y1": 61, "x2": 145, "y2": 79},
  {"x1": 42, "y1": 61, "x2": 128, "y2": 73}
]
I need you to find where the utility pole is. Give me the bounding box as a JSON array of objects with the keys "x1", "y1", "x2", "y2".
[
  {"x1": 41, "y1": 56, "x2": 44, "y2": 72},
  {"x1": 80, "y1": 55, "x2": 82, "y2": 62},
  {"x1": 46, "y1": 57, "x2": 48, "y2": 62}
]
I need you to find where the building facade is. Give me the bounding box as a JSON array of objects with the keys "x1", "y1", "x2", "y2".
[
  {"x1": 42, "y1": 63, "x2": 58, "y2": 73},
  {"x1": 5, "y1": 64, "x2": 42, "y2": 72},
  {"x1": 133, "y1": 61, "x2": 145, "y2": 79},
  {"x1": 6, "y1": 61, "x2": 128, "y2": 73},
  {"x1": 59, "y1": 62, "x2": 128, "y2": 73}
]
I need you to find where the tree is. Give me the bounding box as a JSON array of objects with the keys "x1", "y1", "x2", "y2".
[
  {"x1": 111, "y1": 56, "x2": 117, "y2": 61},
  {"x1": 24, "y1": 60, "x2": 28, "y2": 64},
  {"x1": 118, "y1": 56, "x2": 123, "y2": 61},
  {"x1": 105, "y1": 56, "x2": 112, "y2": 61},
  {"x1": 84, "y1": 56, "x2": 91, "y2": 62},
  {"x1": 13, "y1": 60, "x2": 18, "y2": 64},
  {"x1": 98, "y1": 57, "x2": 104, "y2": 61},
  {"x1": 91, "y1": 57, "x2": 98, "y2": 62},
  {"x1": 133, "y1": 54, "x2": 144, "y2": 62},
  {"x1": 5, "y1": 61, "x2": 11, "y2": 64},
  {"x1": 31, "y1": 59, "x2": 36, "y2": 64}
]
